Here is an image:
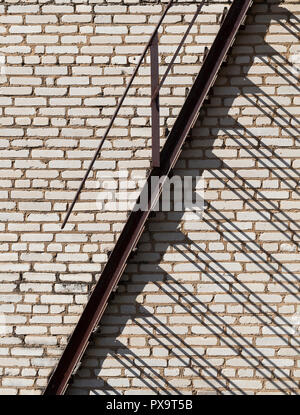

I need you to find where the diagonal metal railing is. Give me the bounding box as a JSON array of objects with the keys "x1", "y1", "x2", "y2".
[{"x1": 44, "y1": 0, "x2": 253, "y2": 395}]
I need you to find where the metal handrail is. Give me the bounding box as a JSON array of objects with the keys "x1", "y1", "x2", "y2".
[
  {"x1": 151, "y1": 0, "x2": 205, "y2": 102},
  {"x1": 61, "y1": 0, "x2": 174, "y2": 229},
  {"x1": 44, "y1": 0, "x2": 254, "y2": 395},
  {"x1": 61, "y1": 0, "x2": 207, "y2": 228}
]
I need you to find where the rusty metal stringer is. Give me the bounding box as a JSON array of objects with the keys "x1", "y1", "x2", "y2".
[{"x1": 44, "y1": 0, "x2": 253, "y2": 395}]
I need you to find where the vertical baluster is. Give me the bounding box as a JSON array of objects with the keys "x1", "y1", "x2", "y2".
[{"x1": 150, "y1": 31, "x2": 160, "y2": 168}]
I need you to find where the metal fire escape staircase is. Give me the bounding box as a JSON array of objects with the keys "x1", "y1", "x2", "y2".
[{"x1": 44, "y1": 0, "x2": 253, "y2": 395}]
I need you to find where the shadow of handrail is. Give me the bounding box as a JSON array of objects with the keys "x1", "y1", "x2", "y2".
[{"x1": 154, "y1": 277, "x2": 299, "y2": 393}]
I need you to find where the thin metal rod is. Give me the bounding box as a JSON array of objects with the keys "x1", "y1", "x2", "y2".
[
  {"x1": 61, "y1": 0, "x2": 174, "y2": 229},
  {"x1": 150, "y1": 32, "x2": 160, "y2": 167},
  {"x1": 151, "y1": 0, "x2": 205, "y2": 103}
]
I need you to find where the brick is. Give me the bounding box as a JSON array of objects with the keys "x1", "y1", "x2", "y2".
[
  {"x1": 0, "y1": 16, "x2": 23, "y2": 23},
  {"x1": 40, "y1": 295, "x2": 73, "y2": 304},
  {"x1": 2, "y1": 378, "x2": 34, "y2": 387},
  {"x1": 26, "y1": 15, "x2": 57, "y2": 24},
  {"x1": 95, "y1": 26, "x2": 128, "y2": 34},
  {"x1": 0, "y1": 87, "x2": 32, "y2": 96},
  {"x1": 46, "y1": 46, "x2": 79, "y2": 54},
  {"x1": 234, "y1": 380, "x2": 262, "y2": 389},
  {"x1": 50, "y1": 98, "x2": 81, "y2": 106},
  {"x1": 0, "y1": 129, "x2": 24, "y2": 136},
  {"x1": 35, "y1": 88, "x2": 67, "y2": 96},
  {"x1": 8, "y1": 5, "x2": 39, "y2": 13},
  {"x1": 10, "y1": 26, "x2": 42, "y2": 34},
  {"x1": 15, "y1": 98, "x2": 46, "y2": 106}
]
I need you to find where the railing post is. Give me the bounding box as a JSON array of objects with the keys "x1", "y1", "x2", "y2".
[{"x1": 150, "y1": 31, "x2": 160, "y2": 168}]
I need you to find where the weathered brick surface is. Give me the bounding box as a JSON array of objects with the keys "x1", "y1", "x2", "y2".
[{"x1": 0, "y1": 0, "x2": 299, "y2": 395}]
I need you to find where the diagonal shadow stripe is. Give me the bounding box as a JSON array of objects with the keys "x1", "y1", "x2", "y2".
[
  {"x1": 155, "y1": 277, "x2": 299, "y2": 393},
  {"x1": 172, "y1": 240, "x2": 300, "y2": 350}
]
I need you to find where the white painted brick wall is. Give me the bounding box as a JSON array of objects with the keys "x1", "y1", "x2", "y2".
[{"x1": 0, "y1": 0, "x2": 299, "y2": 396}]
